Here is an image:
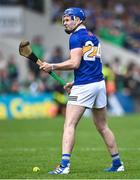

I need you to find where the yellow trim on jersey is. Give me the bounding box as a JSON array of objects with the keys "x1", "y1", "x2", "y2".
[{"x1": 82, "y1": 45, "x2": 98, "y2": 57}]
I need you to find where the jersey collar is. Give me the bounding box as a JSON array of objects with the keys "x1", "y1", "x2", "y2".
[{"x1": 74, "y1": 25, "x2": 86, "y2": 32}]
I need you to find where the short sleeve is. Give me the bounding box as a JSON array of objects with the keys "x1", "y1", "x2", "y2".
[{"x1": 69, "y1": 34, "x2": 82, "y2": 50}]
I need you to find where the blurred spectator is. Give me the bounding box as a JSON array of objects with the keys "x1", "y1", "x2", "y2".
[
  {"x1": 103, "y1": 63, "x2": 116, "y2": 95},
  {"x1": 0, "y1": 51, "x2": 10, "y2": 94},
  {"x1": 84, "y1": 1, "x2": 96, "y2": 32},
  {"x1": 25, "y1": 0, "x2": 44, "y2": 13},
  {"x1": 51, "y1": 71, "x2": 67, "y2": 116},
  {"x1": 31, "y1": 35, "x2": 45, "y2": 60},
  {"x1": 0, "y1": 51, "x2": 7, "y2": 71},
  {"x1": 102, "y1": 63, "x2": 116, "y2": 111},
  {"x1": 28, "y1": 35, "x2": 45, "y2": 77},
  {"x1": 114, "y1": 3, "x2": 125, "y2": 15},
  {"x1": 125, "y1": 26, "x2": 140, "y2": 53},
  {"x1": 51, "y1": 0, "x2": 64, "y2": 23},
  {"x1": 0, "y1": 69, "x2": 11, "y2": 94},
  {"x1": 49, "y1": 46, "x2": 64, "y2": 64},
  {"x1": 7, "y1": 55, "x2": 18, "y2": 80},
  {"x1": 111, "y1": 57, "x2": 126, "y2": 92},
  {"x1": 123, "y1": 62, "x2": 140, "y2": 111},
  {"x1": 26, "y1": 71, "x2": 39, "y2": 95},
  {"x1": 10, "y1": 79, "x2": 20, "y2": 94},
  {"x1": 124, "y1": 62, "x2": 140, "y2": 96},
  {"x1": 98, "y1": 25, "x2": 126, "y2": 47},
  {"x1": 111, "y1": 57, "x2": 126, "y2": 76}
]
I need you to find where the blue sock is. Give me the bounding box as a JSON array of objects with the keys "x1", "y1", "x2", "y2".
[
  {"x1": 60, "y1": 154, "x2": 71, "y2": 167},
  {"x1": 112, "y1": 153, "x2": 121, "y2": 167}
]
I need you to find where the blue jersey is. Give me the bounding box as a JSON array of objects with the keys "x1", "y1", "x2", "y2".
[{"x1": 69, "y1": 27, "x2": 104, "y2": 85}]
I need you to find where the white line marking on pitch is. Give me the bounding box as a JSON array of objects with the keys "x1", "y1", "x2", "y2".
[{"x1": 1, "y1": 147, "x2": 140, "y2": 152}]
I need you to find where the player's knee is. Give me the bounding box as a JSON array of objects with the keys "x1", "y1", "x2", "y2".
[{"x1": 96, "y1": 124, "x2": 108, "y2": 135}]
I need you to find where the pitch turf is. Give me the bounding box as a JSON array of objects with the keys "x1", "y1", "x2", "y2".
[{"x1": 0, "y1": 113, "x2": 140, "y2": 179}]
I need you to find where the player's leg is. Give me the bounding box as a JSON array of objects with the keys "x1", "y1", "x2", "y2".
[
  {"x1": 62, "y1": 104, "x2": 85, "y2": 154},
  {"x1": 49, "y1": 104, "x2": 85, "y2": 174},
  {"x1": 92, "y1": 107, "x2": 124, "y2": 172},
  {"x1": 92, "y1": 79, "x2": 124, "y2": 172},
  {"x1": 92, "y1": 107, "x2": 118, "y2": 154},
  {"x1": 61, "y1": 83, "x2": 96, "y2": 155}
]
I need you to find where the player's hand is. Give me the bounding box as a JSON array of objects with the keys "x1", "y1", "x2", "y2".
[
  {"x1": 64, "y1": 82, "x2": 73, "y2": 94},
  {"x1": 39, "y1": 62, "x2": 52, "y2": 72}
]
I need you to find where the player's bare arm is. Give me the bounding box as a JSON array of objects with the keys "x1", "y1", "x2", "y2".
[{"x1": 39, "y1": 48, "x2": 82, "y2": 72}]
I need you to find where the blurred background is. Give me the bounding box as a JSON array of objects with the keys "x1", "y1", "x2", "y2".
[{"x1": 0, "y1": 0, "x2": 140, "y2": 120}]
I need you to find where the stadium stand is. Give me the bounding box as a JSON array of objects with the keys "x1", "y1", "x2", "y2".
[
  {"x1": 0, "y1": 0, "x2": 44, "y2": 13},
  {"x1": 51, "y1": 0, "x2": 140, "y2": 54}
]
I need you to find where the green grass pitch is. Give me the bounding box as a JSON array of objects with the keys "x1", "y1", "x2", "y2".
[{"x1": 0, "y1": 113, "x2": 140, "y2": 179}]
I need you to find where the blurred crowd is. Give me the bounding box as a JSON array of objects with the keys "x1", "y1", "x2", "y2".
[
  {"x1": 0, "y1": 34, "x2": 140, "y2": 113},
  {"x1": 0, "y1": 36, "x2": 69, "y2": 96},
  {"x1": 103, "y1": 58, "x2": 140, "y2": 112},
  {"x1": 0, "y1": 35, "x2": 71, "y2": 115},
  {"x1": 1, "y1": 0, "x2": 140, "y2": 113},
  {"x1": 51, "y1": 0, "x2": 140, "y2": 53},
  {"x1": 0, "y1": 0, "x2": 44, "y2": 13}
]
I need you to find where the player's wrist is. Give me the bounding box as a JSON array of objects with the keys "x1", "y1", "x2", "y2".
[{"x1": 51, "y1": 64, "x2": 55, "y2": 71}]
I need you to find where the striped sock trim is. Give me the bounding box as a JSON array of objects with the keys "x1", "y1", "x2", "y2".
[
  {"x1": 62, "y1": 154, "x2": 71, "y2": 157},
  {"x1": 111, "y1": 153, "x2": 120, "y2": 160},
  {"x1": 62, "y1": 154, "x2": 71, "y2": 160},
  {"x1": 112, "y1": 153, "x2": 119, "y2": 157}
]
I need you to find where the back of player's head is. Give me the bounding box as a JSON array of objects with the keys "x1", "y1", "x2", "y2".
[{"x1": 63, "y1": 7, "x2": 86, "y2": 22}]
